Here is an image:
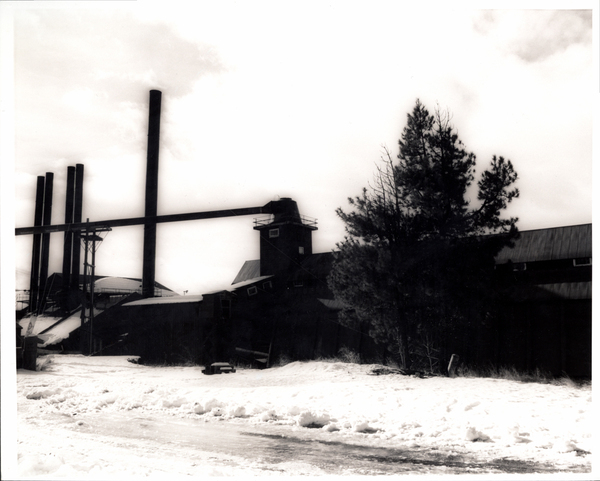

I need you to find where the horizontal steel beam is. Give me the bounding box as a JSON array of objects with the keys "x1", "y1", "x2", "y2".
[{"x1": 16, "y1": 205, "x2": 271, "y2": 236}]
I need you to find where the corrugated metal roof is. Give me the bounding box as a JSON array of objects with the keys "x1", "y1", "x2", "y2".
[
  {"x1": 231, "y1": 275, "x2": 273, "y2": 289},
  {"x1": 124, "y1": 294, "x2": 203, "y2": 307},
  {"x1": 505, "y1": 281, "x2": 591, "y2": 301},
  {"x1": 495, "y1": 224, "x2": 591, "y2": 263},
  {"x1": 95, "y1": 277, "x2": 142, "y2": 290},
  {"x1": 93, "y1": 276, "x2": 178, "y2": 297},
  {"x1": 317, "y1": 298, "x2": 346, "y2": 310},
  {"x1": 231, "y1": 260, "x2": 261, "y2": 284},
  {"x1": 538, "y1": 282, "x2": 591, "y2": 300}
]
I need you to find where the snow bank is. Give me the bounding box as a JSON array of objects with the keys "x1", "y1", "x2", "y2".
[
  {"x1": 11, "y1": 355, "x2": 593, "y2": 478},
  {"x1": 296, "y1": 410, "x2": 331, "y2": 428}
]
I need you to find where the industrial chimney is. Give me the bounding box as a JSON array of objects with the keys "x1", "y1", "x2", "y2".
[
  {"x1": 142, "y1": 90, "x2": 161, "y2": 298},
  {"x1": 61, "y1": 166, "x2": 75, "y2": 312},
  {"x1": 71, "y1": 164, "x2": 84, "y2": 293},
  {"x1": 28, "y1": 176, "x2": 45, "y2": 314},
  {"x1": 37, "y1": 172, "x2": 54, "y2": 313}
]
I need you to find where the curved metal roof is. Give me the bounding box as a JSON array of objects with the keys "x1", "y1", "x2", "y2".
[{"x1": 495, "y1": 224, "x2": 591, "y2": 264}]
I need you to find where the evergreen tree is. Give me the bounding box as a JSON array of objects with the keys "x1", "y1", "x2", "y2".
[{"x1": 328, "y1": 100, "x2": 519, "y2": 370}]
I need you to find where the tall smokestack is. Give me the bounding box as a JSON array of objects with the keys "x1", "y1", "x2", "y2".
[
  {"x1": 38, "y1": 172, "x2": 54, "y2": 313},
  {"x1": 61, "y1": 166, "x2": 75, "y2": 311},
  {"x1": 71, "y1": 164, "x2": 84, "y2": 293},
  {"x1": 28, "y1": 176, "x2": 45, "y2": 313},
  {"x1": 142, "y1": 90, "x2": 161, "y2": 298}
]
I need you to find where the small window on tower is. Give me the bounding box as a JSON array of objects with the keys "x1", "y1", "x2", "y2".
[
  {"x1": 221, "y1": 299, "x2": 231, "y2": 318},
  {"x1": 299, "y1": 246, "x2": 304, "y2": 255},
  {"x1": 247, "y1": 286, "x2": 258, "y2": 296},
  {"x1": 269, "y1": 228, "x2": 279, "y2": 238}
]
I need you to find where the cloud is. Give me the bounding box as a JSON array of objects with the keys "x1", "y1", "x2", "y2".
[
  {"x1": 14, "y1": 8, "x2": 224, "y2": 173},
  {"x1": 473, "y1": 10, "x2": 592, "y2": 63},
  {"x1": 15, "y1": 8, "x2": 223, "y2": 100}
]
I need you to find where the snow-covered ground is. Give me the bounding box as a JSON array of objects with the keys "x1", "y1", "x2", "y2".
[{"x1": 6, "y1": 354, "x2": 594, "y2": 478}]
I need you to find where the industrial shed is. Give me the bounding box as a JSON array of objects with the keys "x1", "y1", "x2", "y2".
[
  {"x1": 225, "y1": 253, "x2": 381, "y2": 365},
  {"x1": 16, "y1": 276, "x2": 178, "y2": 355},
  {"x1": 491, "y1": 224, "x2": 592, "y2": 377},
  {"x1": 87, "y1": 199, "x2": 381, "y2": 365},
  {"x1": 93, "y1": 294, "x2": 207, "y2": 363},
  {"x1": 26, "y1": 198, "x2": 591, "y2": 377},
  {"x1": 224, "y1": 220, "x2": 592, "y2": 376}
]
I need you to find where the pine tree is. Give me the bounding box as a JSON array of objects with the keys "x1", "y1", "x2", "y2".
[{"x1": 328, "y1": 100, "x2": 519, "y2": 370}]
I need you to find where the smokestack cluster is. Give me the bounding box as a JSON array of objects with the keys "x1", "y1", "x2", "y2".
[
  {"x1": 27, "y1": 90, "x2": 161, "y2": 311},
  {"x1": 28, "y1": 164, "x2": 84, "y2": 315}
]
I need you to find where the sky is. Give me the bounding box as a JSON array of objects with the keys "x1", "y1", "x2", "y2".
[{"x1": 1, "y1": 1, "x2": 595, "y2": 297}]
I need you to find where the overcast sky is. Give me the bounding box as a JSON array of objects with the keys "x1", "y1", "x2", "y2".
[{"x1": 2, "y1": 1, "x2": 595, "y2": 297}]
